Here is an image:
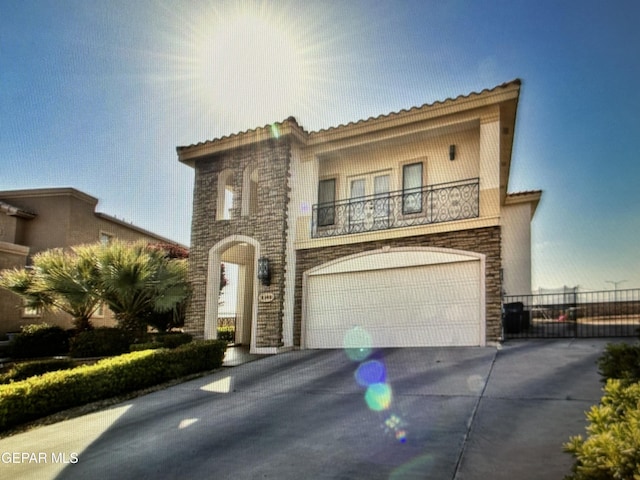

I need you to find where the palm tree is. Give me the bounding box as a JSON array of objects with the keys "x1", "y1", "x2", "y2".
[
  {"x1": 96, "y1": 241, "x2": 190, "y2": 335},
  {"x1": 0, "y1": 245, "x2": 102, "y2": 331}
]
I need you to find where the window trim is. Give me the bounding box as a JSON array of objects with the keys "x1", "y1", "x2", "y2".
[
  {"x1": 91, "y1": 303, "x2": 105, "y2": 318},
  {"x1": 99, "y1": 231, "x2": 114, "y2": 246},
  {"x1": 217, "y1": 169, "x2": 235, "y2": 221},
  {"x1": 401, "y1": 161, "x2": 424, "y2": 215},
  {"x1": 346, "y1": 170, "x2": 392, "y2": 230},
  {"x1": 21, "y1": 301, "x2": 42, "y2": 319},
  {"x1": 317, "y1": 178, "x2": 336, "y2": 227},
  {"x1": 241, "y1": 165, "x2": 259, "y2": 217}
]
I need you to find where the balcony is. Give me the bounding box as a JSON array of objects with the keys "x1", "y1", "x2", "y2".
[{"x1": 312, "y1": 178, "x2": 479, "y2": 238}]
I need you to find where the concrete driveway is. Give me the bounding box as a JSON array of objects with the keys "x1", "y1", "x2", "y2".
[{"x1": 0, "y1": 339, "x2": 611, "y2": 479}]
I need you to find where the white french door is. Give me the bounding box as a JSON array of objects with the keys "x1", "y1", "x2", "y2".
[{"x1": 348, "y1": 172, "x2": 390, "y2": 231}]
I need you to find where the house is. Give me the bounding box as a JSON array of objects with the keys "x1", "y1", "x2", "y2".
[
  {"x1": 177, "y1": 79, "x2": 541, "y2": 353},
  {"x1": 0, "y1": 187, "x2": 183, "y2": 333}
]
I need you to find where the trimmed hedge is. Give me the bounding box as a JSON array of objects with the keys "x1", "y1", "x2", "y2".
[
  {"x1": 565, "y1": 379, "x2": 640, "y2": 479},
  {"x1": 130, "y1": 333, "x2": 192, "y2": 352},
  {"x1": 130, "y1": 342, "x2": 162, "y2": 352},
  {"x1": 153, "y1": 332, "x2": 192, "y2": 349},
  {"x1": 597, "y1": 342, "x2": 640, "y2": 385},
  {"x1": 217, "y1": 326, "x2": 235, "y2": 344},
  {"x1": 8, "y1": 324, "x2": 70, "y2": 359},
  {"x1": 0, "y1": 358, "x2": 76, "y2": 384},
  {"x1": 69, "y1": 327, "x2": 133, "y2": 358},
  {"x1": 0, "y1": 340, "x2": 226, "y2": 431}
]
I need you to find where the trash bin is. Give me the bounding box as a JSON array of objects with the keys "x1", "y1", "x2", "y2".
[
  {"x1": 503, "y1": 302, "x2": 530, "y2": 333},
  {"x1": 568, "y1": 307, "x2": 579, "y2": 321}
]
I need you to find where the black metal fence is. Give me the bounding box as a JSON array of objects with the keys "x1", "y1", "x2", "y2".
[
  {"x1": 312, "y1": 178, "x2": 479, "y2": 238},
  {"x1": 503, "y1": 288, "x2": 640, "y2": 339}
]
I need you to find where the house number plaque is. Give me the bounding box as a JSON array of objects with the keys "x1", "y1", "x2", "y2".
[{"x1": 258, "y1": 293, "x2": 275, "y2": 303}]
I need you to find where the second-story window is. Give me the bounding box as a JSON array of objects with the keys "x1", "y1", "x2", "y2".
[
  {"x1": 22, "y1": 300, "x2": 41, "y2": 318},
  {"x1": 217, "y1": 169, "x2": 235, "y2": 220},
  {"x1": 100, "y1": 232, "x2": 114, "y2": 245},
  {"x1": 402, "y1": 162, "x2": 423, "y2": 214},
  {"x1": 242, "y1": 165, "x2": 259, "y2": 216},
  {"x1": 317, "y1": 178, "x2": 336, "y2": 227}
]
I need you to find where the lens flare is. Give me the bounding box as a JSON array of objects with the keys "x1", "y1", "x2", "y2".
[
  {"x1": 355, "y1": 360, "x2": 386, "y2": 387},
  {"x1": 343, "y1": 326, "x2": 372, "y2": 361},
  {"x1": 344, "y1": 327, "x2": 410, "y2": 441},
  {"x1": 365, "y1": 383, "x2": 392, "y2": 411},
  {"x1": 395, "y1": 430, "x2": 407, "y2": 443},
  {"x1": 466, "y1": 374, "x2": 485, "y2": 393}
]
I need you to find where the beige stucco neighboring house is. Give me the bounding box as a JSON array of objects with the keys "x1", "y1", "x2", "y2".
[
  {"x1": 178, "y1": 79, "x2": 542, "y2": 354},
  {"x1": 0, "y1": 187, "x2": 184, "y2": 334}
]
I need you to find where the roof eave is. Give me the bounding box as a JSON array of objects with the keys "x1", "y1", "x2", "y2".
[
  {"x1": 308, "y1": 80, "x2": 521, "y2": 146},
  {"x1": 177, "y1": 118, "x2": 308, "y2": 166},
  {"x1": 94, "y1": 212, "x2": 187, "y2": 248},
  {"x1": 505, "y1": 190, "x2": 543, "y2": 218}
]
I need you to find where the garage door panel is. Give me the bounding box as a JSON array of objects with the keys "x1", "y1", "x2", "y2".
[{"x1": 305, "y1": 260, "x2": 482, "y2": 348}]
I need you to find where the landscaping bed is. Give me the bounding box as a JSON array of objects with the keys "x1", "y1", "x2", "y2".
[
  {"x1": 564, "y1": 341, "x2": 640, "y2": 479},
  {"x1": 0, "y1": 340, "x2": 227, "y2": 432}
]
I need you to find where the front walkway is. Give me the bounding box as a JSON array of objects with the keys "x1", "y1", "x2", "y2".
[{"x1": 222, "y1": 345, "x2": 270, "y2": 367}]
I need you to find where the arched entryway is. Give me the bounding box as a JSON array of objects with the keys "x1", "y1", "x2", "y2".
[{"x1": 205, "y1": 235, "x2": 260, "y2": 352}]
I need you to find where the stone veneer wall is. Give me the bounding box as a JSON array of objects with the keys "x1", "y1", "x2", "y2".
[
  {"x1": 293, "y1": 226, "x2": 502, "y2": 346},
  {"x1": 185, "y1": 138, "x2": 291, "y2": 347}
]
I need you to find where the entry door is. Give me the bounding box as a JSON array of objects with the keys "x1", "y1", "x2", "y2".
[{"x1": 349, "y1": 173, "x2": 390, "y2": 232}]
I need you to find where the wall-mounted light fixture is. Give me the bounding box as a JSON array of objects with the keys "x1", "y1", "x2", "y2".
[
  {"x1": 257, "y1": 256, "x2": 271, "y2": 286},
  {"x1": 449, "y1": 145, "x2": 456, "y2": 161}
]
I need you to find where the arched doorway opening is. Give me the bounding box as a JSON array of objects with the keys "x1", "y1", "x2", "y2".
[{"x1": 205, "y1": 235, "x2": 259, "y2": 351}]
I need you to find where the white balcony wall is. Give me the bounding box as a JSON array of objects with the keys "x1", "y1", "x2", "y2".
[
  {"x1": 501, "y1": 202, "x2": 533, "y2": 295},
  {"x1": 316, "y1": 127, "x2": 481, "y2": 199}
]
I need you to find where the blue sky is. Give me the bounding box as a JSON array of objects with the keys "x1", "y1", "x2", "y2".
[{"x1": 1, "y1": 0, "x2": 639, "y2": 291}]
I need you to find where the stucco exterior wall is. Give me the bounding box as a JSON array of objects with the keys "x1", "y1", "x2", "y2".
[
  {"x1": 0, "y1": 215, "x2": 19, "y2": 245},
  {"x1": 501, "y1": 202, "x2": 533, "y2": 295},
  {"x1": 317, "y1": 127, "x2": 481, "y2": 197},
  {"x1": 0, "y1": 242, "x2": 29, "y2": 333},
  {"x1": 0, "y1": 188, "x2": 182, "y2": 334},
  {"x1": 0, "y1": 191, "x2": 168, "y2": 255}
]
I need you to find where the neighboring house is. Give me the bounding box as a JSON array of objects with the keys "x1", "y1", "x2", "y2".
[
  {"x1": 0, "y1": 187, "x2": 183, "y2": 334},
  {"x1": 178, "y1": 79, "x2": 542, "y2": 353}
]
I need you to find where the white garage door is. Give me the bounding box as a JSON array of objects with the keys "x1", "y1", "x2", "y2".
[{"x1": 304, "y1": 256, "x2": 482, "y2": 348}]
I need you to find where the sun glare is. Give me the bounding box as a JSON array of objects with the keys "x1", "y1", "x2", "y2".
[
  {"x1": 199, "y1": 14, "x2": 304, "y2": 116},
  {"x1": 165, "y1": 1, "x2": 340, "y2": 131}
]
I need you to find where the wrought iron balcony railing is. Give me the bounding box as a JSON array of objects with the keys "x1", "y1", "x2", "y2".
[{"x1": 312, "y1": 178, "x2": 480, "y2": 238}]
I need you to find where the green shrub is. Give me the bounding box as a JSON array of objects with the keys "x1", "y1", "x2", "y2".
[
  {"x1": 155, "y1": 332, "x2": 192, "y2": 349},
  {"x1": 130, "y1": 332, "x2": 192, "y2": 352},
  {"x1": 597, "y1": 342, "x2": 640, "y2": 384},
  {"x1": 217, "y1": 326, "x2": 235, "y2": 344},
  {"x1": 129, "y1": 342, "x2": 162, "y2": 352},
  {"x1": 0, "y1": 358, "x2": 76, "y2": 383},
  {"x1": 564, "y1": 379, "x2": 640, "y2": 479},
  {"x1": 8, "y1": 324, "x2": 70, "y2": 359},
  {"x1": 0, "y1": 340, "x2": 226, "y2": 431},
  {"x1": 69, "y1": 328, "x2": 133, "y2": 358}
]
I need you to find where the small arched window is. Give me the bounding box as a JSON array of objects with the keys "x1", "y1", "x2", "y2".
[
  {"x1": 217, "y1": 169, "x2": 234, "y2": 220},
  {"x1": 242, "y1": 165, "x2": 259, "y2": 216}
]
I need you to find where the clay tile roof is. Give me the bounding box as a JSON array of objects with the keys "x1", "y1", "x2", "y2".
[
  {"x1": 506, "y1": 190, "x2": 542, "y2": 197},
  {"x1": 176, "y1": 116, "x2": 304, "y2": 152},
  {"x1": 177, "y1": 79, "x2": 521, "y2": 152},
  {"x1": 310, "y1": 79, "x2": 522, "y2": 136}
]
